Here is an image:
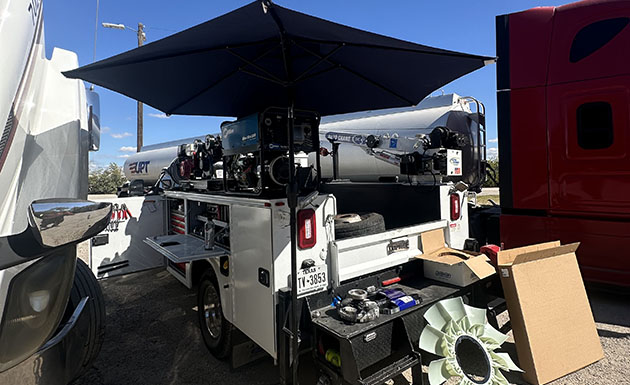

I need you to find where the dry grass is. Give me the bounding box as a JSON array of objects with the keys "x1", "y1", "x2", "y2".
[{"x1": 476, "y1": 194, "x2": 500, "y2": 206}]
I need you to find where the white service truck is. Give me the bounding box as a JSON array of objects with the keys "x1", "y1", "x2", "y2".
[{"x1": 91, "y1": 95, "x2": 493, "y2": 385}]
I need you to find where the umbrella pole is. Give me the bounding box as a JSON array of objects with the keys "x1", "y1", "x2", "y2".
[{"x1": 286, "y1": 103, "x2": 300, "y2": 385}]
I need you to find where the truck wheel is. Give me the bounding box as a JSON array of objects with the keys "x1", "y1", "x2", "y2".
[
  {"x1": 334, "y1": 212, "x2": 386, "y2": 240},
  {"x1": 67, "y1": 259, "x2": 106, "y2": 380},
  {"x1": 198, "y1": 270, "x2": 232, "y2": 359}
]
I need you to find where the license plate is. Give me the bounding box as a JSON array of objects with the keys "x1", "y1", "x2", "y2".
[{"x1": 296, "y1": 264, "x2": 327, "y2": 297}]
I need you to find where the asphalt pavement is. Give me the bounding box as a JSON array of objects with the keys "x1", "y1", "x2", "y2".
[{"x1": 74, "y1": 268, "x2": 629, "y2": 385}]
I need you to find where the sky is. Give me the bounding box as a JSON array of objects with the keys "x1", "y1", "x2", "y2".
[{"x1": 42, "y1": 0, "x2": 571, "y2": 167}]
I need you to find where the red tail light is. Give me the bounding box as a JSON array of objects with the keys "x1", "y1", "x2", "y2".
[
  {"x1": 450, "y1": 193, "x2": 461, "y2": 221},
  {"x1": 298, "y1": 209, "x2": 316, "y2": 249}
]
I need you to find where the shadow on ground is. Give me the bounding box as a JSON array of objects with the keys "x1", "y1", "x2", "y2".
[{"x1": 73, "y1": 268, "x2": 278, "y2": 385}]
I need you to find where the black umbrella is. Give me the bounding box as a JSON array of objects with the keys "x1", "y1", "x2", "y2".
[
  {"x1": 65, "y1": 2, "x2": 493, "y2": 382},
  {"x1": 65, "y1": 1, "x2": 492, "y2": 118}
]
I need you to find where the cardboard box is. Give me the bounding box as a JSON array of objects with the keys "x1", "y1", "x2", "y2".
[
  {"x1": 416, "y1": 228, "x2": 495, "y2": 286},
  {"x1": 498, "y1": 242, "x2": 604, "y2": 385}
]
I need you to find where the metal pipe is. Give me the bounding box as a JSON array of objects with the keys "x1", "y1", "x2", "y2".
[
  {"x1": 287, "y1": 104, "x2": 299, "y2": 385},
  {"x1": 267, "y1": 2, "x2": 300, "y2": 379},
  {"x1": 137, "y1": 23, "x2": 145, "y2": 151},
  {"x1": 331, "y1": 141, "x2": 340, "y2": 180}
]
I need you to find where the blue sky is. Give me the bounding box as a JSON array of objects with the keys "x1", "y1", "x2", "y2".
[{"x1": 43, "y1": 0, "x2": 569, "y2": 167}]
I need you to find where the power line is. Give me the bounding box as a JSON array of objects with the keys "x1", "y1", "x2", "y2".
[{"x1": 144, "y1": 25, "x2": 178, "y2": 33}]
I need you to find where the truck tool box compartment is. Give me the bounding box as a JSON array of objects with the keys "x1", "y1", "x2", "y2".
[{"x1": 308, "y1": 278, "x2": 480, "y2": 385}]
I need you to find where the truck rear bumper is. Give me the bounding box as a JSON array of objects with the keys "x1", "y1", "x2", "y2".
[{"x1": 0, "y1": 297, "x2": 90, "y2": 385}]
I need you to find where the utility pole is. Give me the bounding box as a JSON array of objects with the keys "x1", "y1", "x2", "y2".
[
  {"x1": 136, "y1": 23, "x2": 146, "y2": 152},
  {"x1": 102, "y1": 21, "x2": 147, "y2": 152}
]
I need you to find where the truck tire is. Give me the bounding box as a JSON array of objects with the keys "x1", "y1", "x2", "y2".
[
  {"x1": 334, "y1": 212, "x2": 386, "y2": 240},
  {"x1": 67, "y1": 259, "x2": 106, "y2": 380},
  {"x1": 198, "y1": 269, "x2": 232, "y2": 359}
]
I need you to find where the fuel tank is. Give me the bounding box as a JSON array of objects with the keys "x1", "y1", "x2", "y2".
[
  {"x1": 122, "y1": 136, "x2": 206, "y2": 184},
  {"x1": 124, "y1": 94, "x2": 484, "y2": 186},
  {"x1": 314, "y1": 93, "x2": 483, "y2": 183}
]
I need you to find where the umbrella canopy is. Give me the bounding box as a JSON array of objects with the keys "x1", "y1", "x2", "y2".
[{"x1": 65, "y1": 1, "x2": 493, "y2": 118}]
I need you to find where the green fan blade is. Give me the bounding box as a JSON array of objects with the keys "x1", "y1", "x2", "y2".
[
  {"x1": 420, "y1": 297, "x2": 522, "y2": 385},
  {"x1": 492, "y1": 352, "x2": 523, "y2": 372},
  {"x1": 420, "y1": 324, "x2": 448, "y2": 356},
  {"x1": 482, "y1": 324, "x2": 509, "y2": 346},
  {"x1": 437, "y1": 297, "x2": 467, "y2": 322},
  {"x1": 428, "y1": 358, "x2": 450, "y2": 385},
  {"x1": 464, "y1": 303, "x2": 487, "y2": 325}
]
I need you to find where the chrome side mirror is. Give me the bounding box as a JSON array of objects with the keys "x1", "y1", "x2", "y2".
[{"x1": 28, "y1": 199, "x2": 112, "y2": 248}]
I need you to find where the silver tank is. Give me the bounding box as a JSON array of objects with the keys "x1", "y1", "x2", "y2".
[
  {"x1": 313, "y1": 93, "x2": 477, "y2": 181},
  {"x1": 124, "y1": 94, "x2": 478, "y2": 184},
  {"x1": 123, "y1": 135, "x2": 206, "y2": 184},
  {"x1": 123, "y1": 146, "x2": 178, "y2": 185}
]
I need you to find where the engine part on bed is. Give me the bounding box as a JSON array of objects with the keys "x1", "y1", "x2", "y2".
[
  {"x1": 154, "y1": 135, "x2": 224, "y2": 191},
  {"x1": 337, "y1": 298, "x2": 380, "y2": 324},
  {"x1": 177, "y1": 135, "x2": 223, "y2": 180},
  {"x1": 335, "y1": 287, "x2": 422, "y2": 323},
  {"x1": 221, "y1": 107, "x2": 320, "y2": 196}
]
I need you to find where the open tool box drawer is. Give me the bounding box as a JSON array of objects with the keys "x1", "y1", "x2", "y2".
[{"x1": 144, "y1": 234, "x2": 228, "y2": 263}]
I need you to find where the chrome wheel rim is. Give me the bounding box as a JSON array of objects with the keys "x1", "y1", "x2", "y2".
[{"x1": 203, "y1": 284, "x2": 222, "y2": 339}]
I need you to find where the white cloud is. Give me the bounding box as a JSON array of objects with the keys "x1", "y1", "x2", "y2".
[
  {"x1": 148, "y1": 112, "x2": 169, "y2": 119},
  {"x1": 101, "y1": 126, "x2": 111, "y2": 133},
  {"x1": 111, "y1": 132, "x2": 132, "y2": 139},
  {"x1": 487, "y1": 147, "x2": 499, "y2": 159},
  {"x1": 488, "y1": 138, "x2": 498, "y2": 143},
  {"x1": 119, "y1": 146, "x2": 137, "y2": 152},
  {"x1": 117, "y1": 154, "x2": 130, "y2": 158}
]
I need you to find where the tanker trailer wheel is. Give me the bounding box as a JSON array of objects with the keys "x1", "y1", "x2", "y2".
[
  {"x1": 198, "y1": 269, "x2": 232, "y2": 359},
  {"x1": 334, "y1": 212, "x2": 386, "y2": 240},
  {"x1": 65, "y1": 259, "x2": 106, "y2": 381}
]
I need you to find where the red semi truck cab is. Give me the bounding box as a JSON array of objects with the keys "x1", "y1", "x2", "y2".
[{"x1": 496, "y1": 0, "x2": 630, "y2": 287}]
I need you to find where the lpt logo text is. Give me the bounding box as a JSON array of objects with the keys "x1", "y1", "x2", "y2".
[{"x1": 129, "y1": 161, "x2": 150, "y2": 174}]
